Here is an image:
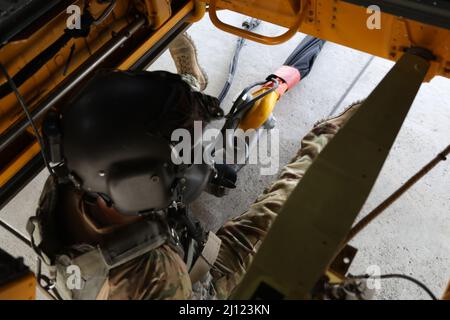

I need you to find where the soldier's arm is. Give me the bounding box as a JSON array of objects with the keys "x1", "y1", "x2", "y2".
[{"x1": 210, "y1": 103, "x2": 361, "y2": 299}]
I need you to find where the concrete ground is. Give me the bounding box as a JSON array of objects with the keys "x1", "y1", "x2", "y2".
[{"x1": 1, "y1": 12, "x2": 449, "y2": 300}]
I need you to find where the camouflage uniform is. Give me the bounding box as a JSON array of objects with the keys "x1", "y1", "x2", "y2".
[
  {"x1": 97, "y1": 102, "x2": 361, "y2": 300},
  {"x1": 33, "y1": 61, "x2": 361, "y2": 298}
]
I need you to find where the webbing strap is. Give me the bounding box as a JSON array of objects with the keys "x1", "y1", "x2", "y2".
[{"x1": 189, "y1": 232, "x2": 222, "y2": 284}]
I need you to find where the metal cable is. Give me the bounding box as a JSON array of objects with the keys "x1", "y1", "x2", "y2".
[
  {"x1": 345, "y1": 144, "x2": 450, "y2": 243},
  {"x1": 350, "y1": 273, "x2": 438, "y2": 300},
  {"x1": 328, "y1": 55, "x2": 374, "y2": 117},
  {"x1": 0, "y1": 63, "x2": 53, "y2": 174},
  {"x1": 0, "y1": 218, "x2": 31, "y2": 247},
  {"x1": 218, "y1": 18, "x2": 261, "y2": 103}
]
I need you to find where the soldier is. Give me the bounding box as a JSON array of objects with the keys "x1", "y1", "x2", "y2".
[{"x1": 28, "y1": 32, "x2": 360, "y2": 300}]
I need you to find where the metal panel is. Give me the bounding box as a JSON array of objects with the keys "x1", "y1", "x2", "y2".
[
  {"x1": 204, "y1": 0, "x2": 450, "y2": 80},
  {"x1": 343, "y1": 0, "x2": 450, "y2": 30}
]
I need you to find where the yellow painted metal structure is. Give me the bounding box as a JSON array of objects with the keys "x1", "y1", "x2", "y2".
[
  {"x1": 0, "y1": 0, "x2": 193, "y2": 192},
  {"x1": 0, "y1": 272, "x2": 36, "y2": 300},
  {"x1": 443, "y1": 281, "x2": 450, "y2": 300},
  {"x1": 119, "y1": 1, "x2": 195, "y2": 70},
  {"x1": 0, "y1": 248, "x2": 36, "y2": 300},
  {"x1": 204, "y1": 0, "x2": 450, "y2": 81},
  {"x1": 202, "y1": 0, "x2": 450, "y2": 132},
  {"x1": 0, "y1": 0, "x2": 126, "y2": 188},
  {"x1": 209, "y1": 0, "x2": 307, "y2": 45}
]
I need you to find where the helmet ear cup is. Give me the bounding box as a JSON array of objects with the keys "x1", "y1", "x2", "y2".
[
  {"x1": 181, "y1": 163, "x2": 214, "y2": 204},
  {"x1": 107, "y1": 160, "x2": 175, "y2": 214}
]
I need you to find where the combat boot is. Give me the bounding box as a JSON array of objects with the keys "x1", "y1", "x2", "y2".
[
  {"x1": 169, "y1": 33, "x2": 208, "y2": 91},
  {"x1": 315, "y1": 100, "x2": 363, "y2": 129}
]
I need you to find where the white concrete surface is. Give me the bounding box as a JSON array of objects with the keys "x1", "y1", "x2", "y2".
[{"x1": 1, "y1": 12, "x2": 449, "y2": 300}]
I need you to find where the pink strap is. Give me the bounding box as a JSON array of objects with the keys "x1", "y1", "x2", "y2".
[{"x1": 273, "y1": 65, "x2": 301, "y2": 96}]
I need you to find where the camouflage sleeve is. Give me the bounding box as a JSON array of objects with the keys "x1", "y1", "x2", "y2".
[
  {"x1": 210, "y1": 103, "x2": 361, "y2": 299},
  {"x1": 103, "y1": 244, "x2": 192, "y2": 300}
]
